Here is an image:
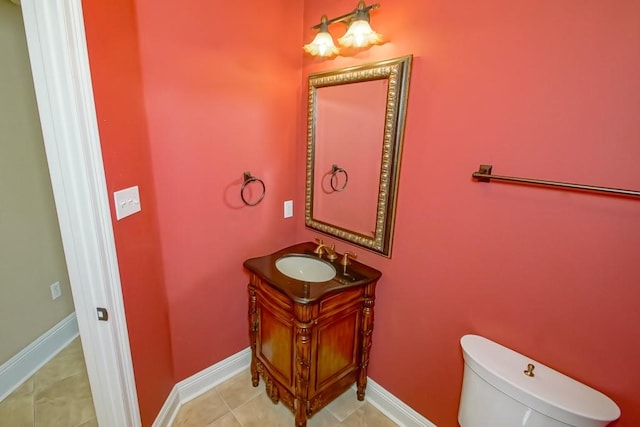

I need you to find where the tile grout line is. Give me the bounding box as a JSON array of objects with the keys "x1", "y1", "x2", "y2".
[
  {"x1": 214, "y1": 387, "x2": 238, "y2": 426},
  {"x1": 31, "y1": 381, "x2": 36, "y2": 427}
]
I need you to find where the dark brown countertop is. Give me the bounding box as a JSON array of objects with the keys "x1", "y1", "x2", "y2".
[{"x1": 243, "y1": 242, "x2": 382, "y2": 303}]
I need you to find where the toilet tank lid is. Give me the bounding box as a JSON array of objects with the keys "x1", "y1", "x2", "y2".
[{"x1": 460, "y1": 335, "x2": 620, "y2": 425}]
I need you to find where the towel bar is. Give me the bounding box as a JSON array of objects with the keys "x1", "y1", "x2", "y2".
[{"x1": 472, "y1": 165, "x2": 640, "y2": 198}]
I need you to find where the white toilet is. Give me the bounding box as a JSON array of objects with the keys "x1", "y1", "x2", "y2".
[{"x1": 458, "y1": 335, "x2": 620, "y2": 427}]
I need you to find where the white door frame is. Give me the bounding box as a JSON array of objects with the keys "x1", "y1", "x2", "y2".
[{"x1": 20, "y1": 0, "x2": 141, "y2": 425}]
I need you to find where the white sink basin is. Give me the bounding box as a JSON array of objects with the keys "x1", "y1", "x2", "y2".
[{"x1": 275, "y1": 254, "x2": 336, "y2": 282}]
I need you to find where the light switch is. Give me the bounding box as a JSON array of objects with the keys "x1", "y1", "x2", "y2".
[
  {"x1": 284, "y1": 200, "x2": 293, "y2": 218},
  {"x1": 114, "y1": 186, "x2": 141, "y2": 220}
]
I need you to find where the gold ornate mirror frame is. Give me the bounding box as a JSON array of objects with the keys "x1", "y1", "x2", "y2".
[{"x1": 305, "y1": 55, "x2": 413, "y2": 257}]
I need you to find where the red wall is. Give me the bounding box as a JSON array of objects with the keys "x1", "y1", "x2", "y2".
[
  {"x1": 133, "y1": 0, "x2": 303, "y2": 380},
  {"x1": 81, "y1": 0, "x2": 175, "y2": 425},
  {"x1": 83, "y1": 0, "x2": 640, "y2": 424},
  {"x1": 301, "y1": 1, "x2": 640, "y2": 426}
]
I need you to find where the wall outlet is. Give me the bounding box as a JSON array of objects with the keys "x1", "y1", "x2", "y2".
[
  {"x1": 50, "y1": 282, "x2": 62, "y2": 300},
  {"x1": 284, "y1": 200, "x2": 293, "y2": 218}
]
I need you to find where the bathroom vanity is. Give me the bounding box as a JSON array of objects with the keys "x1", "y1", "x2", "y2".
[{"x1": 244, "y1": 242, "x2": 382, "y2": 427}]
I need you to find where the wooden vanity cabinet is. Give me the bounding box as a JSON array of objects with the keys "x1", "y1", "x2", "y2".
[{"x1": 244, "y1": 243, "x2": 381, "y2": 427}]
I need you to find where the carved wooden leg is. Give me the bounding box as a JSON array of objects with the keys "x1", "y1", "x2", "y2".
[
  {"x1": 294, "y1": 400, "x2": 307, "y2": 427},
  {"x1": 294, "y1": 305, "x2": 313, "y2": 427},
  {"x1": 357, "y1": 283, "x2": 376, "y2": 400},
  {"x1": 248, "y1": 284, "x2": 259, "y2": 387},
  {"x1": 265, "y1": 377, "x2": 279, "y2": 403}
]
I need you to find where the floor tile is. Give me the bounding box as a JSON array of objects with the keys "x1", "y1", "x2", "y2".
[
  {"x1": 173, "y1": 388, "x2": 230, "y2": 427},
  {"x1": 11, "y1": 376, "x2": 35, "y2": 397},
  {"x1": 206, "y1": 412, "x2": 242, "y2": 427},
  {"x1": 0, "y1": 337, "x2": 96, "y2": 427},
  {"x1": 4, "y1": 343, "x2": 399, "y2": 427},
  {"x1": 34, "y1": 338, "x2": 87, "y2": 390},
  {"x1": 34, "y1": 373, "x2": 95, "y2": 427},
  {"x1": 231, "y1": 392, "x2": 296, "y2": 427},
  {"x1": 306, "y1": 409, "x2": 341, "y2": 427},
  {"x1": 0, "y1": 392, "x2": 34, "y2": 427},
  {"x1": 172, "y1": 368, "x2": 398, "y2": 427},
  {"x1": 76, "y1": 418, "x2": 98, "y2": 427},
  {"x1": 215, "y1": 370, "x2": 262, "y2": 410},
  {"x1": 323, "y1": 389, "x2": 365, "y2": 422},
  {"x1": 339, "y1": 402, "x2": 398, "y2": 427}
]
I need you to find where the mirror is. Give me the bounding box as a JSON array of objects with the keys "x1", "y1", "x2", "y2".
[{"x1": 305, "y1": 55, "x2": 412, "y2": 257}]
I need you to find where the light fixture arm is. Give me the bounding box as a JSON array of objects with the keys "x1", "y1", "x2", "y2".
[
  {"x1": 311, "y1": 1, "x2": 380, "y2": 29},
  {"x1": 316, "y1": 15, "x2": 330, "y2": 32}
]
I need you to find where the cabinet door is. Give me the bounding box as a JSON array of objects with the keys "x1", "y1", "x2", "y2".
[
  {"x1": 312, "y1": 307, "x2": 361, "y2": 394},
  {"x1": 257, "y1": 300, "x2": 295, "y2": 388}
]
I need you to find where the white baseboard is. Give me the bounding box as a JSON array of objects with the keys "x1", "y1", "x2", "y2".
[
  {"x1": 176, "y1": 347, "x2": 252, "y2": 404},
  {"x1": 153, "y1": 346, "x2": 436, "y2": 427},
  {"x1": 365, "y1": 378, "x2": 437, "y2": 427},
  {"x1": 152, "y1": 348, "x2": 251, "y2": 427},
  {"x1": 152, "y1": 384, "x2": 180, "y2": 427},
  {"x1": 0, "y1": 312, "x2": 79, "y2": 401}
]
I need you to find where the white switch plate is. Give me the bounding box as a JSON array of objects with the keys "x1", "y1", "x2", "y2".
[
  {"x1": 114, "y1": 186, "x2": 141, "y2": 220},
  {"x1": 284, "y1": 200, "x2": 293, "y2": 218}
]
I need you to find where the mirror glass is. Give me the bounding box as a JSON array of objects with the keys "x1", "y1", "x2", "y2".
[{"x1": 305, "y1": 55, "x2": 412, "y2": 257}]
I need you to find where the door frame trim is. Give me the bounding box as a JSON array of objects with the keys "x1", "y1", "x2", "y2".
[{"x1": 21, "y1": 0, "x2": 140, "y2": 425}]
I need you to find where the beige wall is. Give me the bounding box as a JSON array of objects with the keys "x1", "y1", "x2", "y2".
[{"x1": 0, "y1": 1, "x2": 74, "y2": 364}]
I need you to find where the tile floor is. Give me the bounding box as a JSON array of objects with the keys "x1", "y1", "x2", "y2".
[
  {"x1": 0, "y1": 337, "x2": 96, "y2": 427},
  {"x1": 1, "y1": 338, "x2": 397, "y2": 427},
  {"x1": 172, "y1": 370, "x2": 399, "y2": 427}
]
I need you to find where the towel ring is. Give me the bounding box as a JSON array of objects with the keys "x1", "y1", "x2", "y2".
[
  {"x1": 330, "y1": 164, "x2": 349, "y2": 192},
  {"x1": 241, "y1": 172, "x2": 265, "y2": 206}
]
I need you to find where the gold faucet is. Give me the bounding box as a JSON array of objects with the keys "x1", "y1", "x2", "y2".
[
  {"x1": 314, "y1": 238, "x2": 338, "y2": 261},
  {"x1": 341, "y1": 251, "x2": 357, "y2": 266}
]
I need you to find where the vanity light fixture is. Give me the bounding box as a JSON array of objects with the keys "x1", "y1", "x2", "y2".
[
  {"x1": 303, "y1": 16, "x2": 340, "y2": 57},
  {"x1": 304, "y1": 1, "x2": 382, "y2": 58}
]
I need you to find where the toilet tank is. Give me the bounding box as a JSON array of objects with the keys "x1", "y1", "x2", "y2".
[{"x1": 458, "y1": 335, "x2": 620, "y2": 427}]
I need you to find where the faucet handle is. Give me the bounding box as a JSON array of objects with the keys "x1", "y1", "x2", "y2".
[
  {"x1": 341, "y1": 251, "x2": 357, "y2": 266},
  {"x1": 325, "y1": 244, "x2": 338, "y2": 261}
]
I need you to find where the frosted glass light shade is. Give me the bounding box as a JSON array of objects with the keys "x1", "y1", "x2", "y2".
[
  {"x1": 338, "y1": 20, "x2": 382, "y2": 48},
  {"x1": 303, "y1": 31, "x2": 339, "y2": 57}
]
